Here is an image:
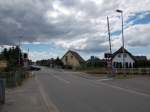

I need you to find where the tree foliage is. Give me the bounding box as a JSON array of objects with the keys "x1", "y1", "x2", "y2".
[
  {"x1": 135, "y1": 60, "x2": 150, "y2": 68},
  {"x1": 36, "y1": 57, "x2": 64, "y2": 68},
  {"x1": 0, "y1": 46, "x2": 23, "y2": 71}
]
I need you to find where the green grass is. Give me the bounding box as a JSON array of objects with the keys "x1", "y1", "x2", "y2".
[
  {"x1": 76, "y1": 68, "x2": 107, "y2": 77},
  {"x1": 75, "y1": 67, "x2": 150, "y2": 78},
  {"x1": 115, "y1": 74, "x2": 138, "y2": 79}
]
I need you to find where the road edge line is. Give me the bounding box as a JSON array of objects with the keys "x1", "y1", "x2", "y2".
[{"x1": 35, "y1": 75, "x2": 60, "y2": 112}]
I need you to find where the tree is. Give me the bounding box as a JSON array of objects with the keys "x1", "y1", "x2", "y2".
[
  {"x1": 2, "y1": 48, "x2": 8, "y2": 59},
  {"x1": 54, "y1": 57, "x2": 64, "y2": 67},
  {"x1": 36, "y1": 57, "x2": 64, "y2": 68},
  {"x1": 1, "y1": 46, "x2": 23, "y2": 71}
]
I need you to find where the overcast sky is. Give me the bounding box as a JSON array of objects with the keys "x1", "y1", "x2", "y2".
[{"x1": 0, "y1": 0, "x2": 150, "y2": 61}]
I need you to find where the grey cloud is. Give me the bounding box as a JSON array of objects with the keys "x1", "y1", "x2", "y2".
[
  {"x1": 0, "y1": 0, "x2": 150, "y2": 55},
  {"x1": 0, "y1": 0, "x2": 63, "y2": 44},
  {"x1": 125, "y1": 24, "x2": 150, "y2": 47},
  {"x1": 57, "y1": 36, "x2": 109, "y2": 53}
]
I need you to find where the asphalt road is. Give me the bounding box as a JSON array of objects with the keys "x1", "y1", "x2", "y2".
[{"x1": 34, "y1": 67, "x2": 150, "y2": 112}]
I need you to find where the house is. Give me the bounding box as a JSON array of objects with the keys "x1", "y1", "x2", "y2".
[
  {"x1": 112, "y1": 47, "x2": 135, "y2": 68},
  {"x1": 86, "y1": 56, "x2": 105, "y2": 67},
  {"x1": 134, "y1": 56, "x2": 147, "y2": 61},
  {"x1": 61, "y1": 50, "x2": 85, "y2": 68}
]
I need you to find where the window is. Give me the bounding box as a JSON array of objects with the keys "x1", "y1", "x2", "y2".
[
  {"x1": 124, "y1": 53, "x2": 127, "y2": 57},
  {"x1": 118, "y1": 54, "x2": 121, "y2": 58},
  {"x1": 129, "y1": 63, "x2": 132, "y2": 68},
  {"x1": 65, "y1": 56, "x2": 68, "y2": 62},
  {"x1": 71, "y1": 55, "x2": 73, "y2": 59},
  {"x1": 119, "y1": 62, "x2": 122, "y2": 68},
  {"x1": 113, "y1": 62, "x2": 116, "y2": 67},
  {"x1": 125, "y1": 62, "x2": 128, "y2": 68}
]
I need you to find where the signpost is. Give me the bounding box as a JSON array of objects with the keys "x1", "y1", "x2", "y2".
[{"x1": 105, "y1": 53, "x2": 114, "y2": 77}]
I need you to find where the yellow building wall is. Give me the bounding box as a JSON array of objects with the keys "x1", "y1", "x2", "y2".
[{"x1": 62, "y1": 52, "x2": 80, "y2": 67}]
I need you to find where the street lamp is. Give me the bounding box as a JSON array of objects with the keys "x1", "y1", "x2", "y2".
[{"x1": 116, "y1": 9, "x2": 125, "y2": 75}]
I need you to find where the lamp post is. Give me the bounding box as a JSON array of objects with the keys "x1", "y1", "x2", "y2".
[{"x1": 116, "y1": 9, "x2": 125, "y2": 76}]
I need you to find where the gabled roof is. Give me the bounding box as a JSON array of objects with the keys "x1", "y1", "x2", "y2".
[
  {"x1": 112, "y1": 47, "x2": 135, "y2": 61},
  {"x1": 61, "y1": 50, "x2": 85, "y2": 63}
]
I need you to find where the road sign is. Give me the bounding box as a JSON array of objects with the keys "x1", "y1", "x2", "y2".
[{"x1": 104, "y1": 53, "x2": 112, "y2": 59}]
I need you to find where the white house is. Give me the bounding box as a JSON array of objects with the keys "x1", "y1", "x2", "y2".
[{"x1": 112, "y1": 47, "x2": 135, "y2": 68}]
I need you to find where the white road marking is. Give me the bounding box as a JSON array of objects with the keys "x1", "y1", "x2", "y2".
[
  {"x1": 52, "y1": 75, "x2": 70, "y2": 84},
  {"x1": 94, "y1": 81, "x2": 150, "y2": 98},
  {"x1": 98, "y1": 78, "x2": 113, "y2": 81},
  {"x1": 35, "y1": 76, "x2": 60, "y2": 112}
]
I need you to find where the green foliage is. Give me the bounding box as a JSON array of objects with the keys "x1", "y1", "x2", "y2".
[
  {"x1": 135, "y1": 60, "x2": 150, "y2": 68},
  {"x1": 0, "y1": 70, "x2": 29, "y2": 88},
  {"x1": 85, "y1": 56, "x2": 106, "y2": 68},
  {"x1": 0, "y1": 46, "x2": 23, "y2": 71},
  {"x1": 54, "y1": 57, "x2": 64, "y2": 67},
  {"x1": 36, "y1": 57, "x2": 64, "y2": 68},
  {"x1": 36, "y1": 59, "x2": 50, "y2": 66}
]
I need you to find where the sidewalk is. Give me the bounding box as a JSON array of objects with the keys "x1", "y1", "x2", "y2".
[{"x1": 0, "y1": 75, "x2": 48, "y2": 112}]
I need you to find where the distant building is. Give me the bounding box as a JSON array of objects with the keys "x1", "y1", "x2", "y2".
[
  {"x1": 61, "y1": 50, "x2": 85, "y2": 68},
  {"x1": 49, "y1": 58, "x2": 55, "y2": 68},
  {"x1": 134, "y1": 56, "x2": 147, "y2": 61},
  {"x1": 23, "y1": 53, "x2": 29, "y2": 68},
  {"x1": 86, "y1": 56, "x2": 105, "y2": 67},
  {"x1": 112, "y1": 47, "x2": 135, "y2": 68}
]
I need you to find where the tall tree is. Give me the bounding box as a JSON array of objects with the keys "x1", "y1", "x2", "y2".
[{"x1": 1, "y1": 46, "x2": 23, "y2": 71}]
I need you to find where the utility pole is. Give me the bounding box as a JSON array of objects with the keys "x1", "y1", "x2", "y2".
[
  {"x1": 27, "y1": 48, "x2": 29, "y2": 58},
  {"x1": 107, "y1": 16, "x2": 112, "y2": 54},
  {"x1": 107, "y1": 16, "x2": 113, "y2": 77}
]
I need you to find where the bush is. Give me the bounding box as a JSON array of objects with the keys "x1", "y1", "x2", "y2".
[{"x1": 0, "y1": 69, "x2": 29, "y2": 88}]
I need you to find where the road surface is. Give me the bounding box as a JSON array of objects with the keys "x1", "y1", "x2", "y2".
[{"x1": 34, "y1": 67, "x2": 150, "y2": 112}]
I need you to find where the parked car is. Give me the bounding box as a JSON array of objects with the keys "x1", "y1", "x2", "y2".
[
  {"x1": 29, "y1": 65, "x2": 41, "y2": 71},
  {"x1": 64, "y1": 65, "x2": 72, "y2": 69}
]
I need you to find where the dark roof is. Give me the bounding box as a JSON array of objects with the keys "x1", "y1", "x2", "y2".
[
  {"x1": 134, "y1": 56, "x2": 147, "y2": 61},
  {"x1": 112, "y1": 47, "x2": 135, "y2": 61},
  {"x1": 62, "y1": 50, "x2": 85, "y2": 63},
  {"x1": 86, "y1": 56, "x2": 101, "y2": 62}
]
